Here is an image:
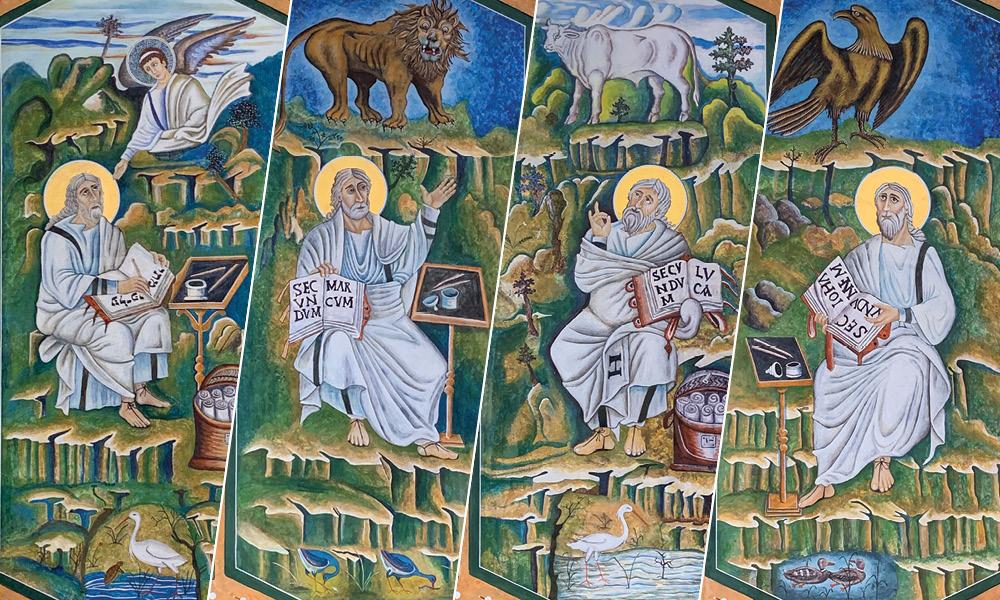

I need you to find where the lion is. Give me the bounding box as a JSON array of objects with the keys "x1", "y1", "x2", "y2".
[{"x1": 275, "y1": 0, "x2": 469, "y2": 134}]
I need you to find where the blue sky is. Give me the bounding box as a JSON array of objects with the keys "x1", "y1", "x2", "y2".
[
  {"x1": 771, "y1": 0, "x2": 1000, "y2": 146},
  {"x1": 536, "y1": 0, "x2": 769, "y2": 93},
  {"x1": 283, "y1": 0, "x2": 528, "y2": 136},
  {"x1": 1, "y1": 0, "x2": 286, "y2": 83}
]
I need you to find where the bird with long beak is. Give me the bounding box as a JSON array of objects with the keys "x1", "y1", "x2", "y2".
[{"x1": 567, "y1": 505, "x2": 649, "y2": 587}]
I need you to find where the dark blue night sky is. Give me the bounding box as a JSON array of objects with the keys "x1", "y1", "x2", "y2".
[
  {"x1": 771, "y1": 0, "x2": 1000, "y2": 147},
  {"x1": 283, "y1": 0, "x2": 528, "y2": 136}
]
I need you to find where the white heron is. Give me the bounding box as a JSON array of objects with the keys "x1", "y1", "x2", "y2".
[
  {"x1": 127, "y1": 511, "x2": 188, "y2": 574},
  {"x1": 568, "y1": 504, "x2": 641, "y2": 586}
]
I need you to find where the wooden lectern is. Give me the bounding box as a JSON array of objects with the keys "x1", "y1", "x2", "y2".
[
  {"x1": 745, "y1": 336, "x2": 812, "y2": 517},
  {"x1": 410, "y1": 263, "x2": 490, "y2": 447}
]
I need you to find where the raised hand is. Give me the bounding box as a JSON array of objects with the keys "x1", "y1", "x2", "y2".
[
  {"x1": 422, "y1": 177, "x2": 457, "y2": 209},
  {"x1": 588, "y1": 204, "x2": 612, "y2": 237}
]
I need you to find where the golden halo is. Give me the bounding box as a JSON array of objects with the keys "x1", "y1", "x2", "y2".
[
  {"x1": 613, "y1": 165, "x2": 687, "y2": 227},
  {"x1": 855, "y1": 166, "x2": 930, "y2": 236},
  {"x1": 313, "y1": 156, "x2": 388, "y2": 216},
  {"x1": 43, "y1": 160, "x2": 120, "y2": 221}
]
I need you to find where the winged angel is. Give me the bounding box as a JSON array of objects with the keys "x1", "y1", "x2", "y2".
[{"x1": 113, "y1": 14, "x2": 257, "y2": 179}]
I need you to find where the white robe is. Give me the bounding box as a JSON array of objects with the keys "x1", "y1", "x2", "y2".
[
  {"x1": 551, "y1": 221, "x2": 703, "y2": 432},
  {"x1": 122, "y1": 65, "x2": 252, "y2": 160},
  {"x1": 813, "y1": 236, "x2": 955, "y2": 485},
  {"x1": 35, "y1": 217, "x2": 171, "y2": 413},
  {"x1": 294, "y1": 207, "x2": 448, "y2": 447}
]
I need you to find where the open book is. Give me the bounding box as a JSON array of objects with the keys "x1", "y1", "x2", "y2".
[
  {"x1": 802, "y1": 256, "x2": 890, "y2": 360},
  {"x1": 626, "y1": 258, "x2": 731, "y2": 328},
  {"x1": 84, "y1": 244, "x2": 174, "y2": 324},
  {"x1": 288, "y1": 272, "x2": 368, "y2": 344}
]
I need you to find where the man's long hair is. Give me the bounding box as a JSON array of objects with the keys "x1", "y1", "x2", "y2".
[
  {"x1": 48, "y1": 173, "x2": 100, "y2": 229},
  {"x1": 327, "y1": 168, "x2": 372, "y2": 219},
  {"x1": 876, "y1": 181, "x2": 925, "y2": 242}
]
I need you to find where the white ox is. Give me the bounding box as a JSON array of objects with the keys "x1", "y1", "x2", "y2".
[{"x1": 541, "y1": 20, "x2": 701, "y2": 124}]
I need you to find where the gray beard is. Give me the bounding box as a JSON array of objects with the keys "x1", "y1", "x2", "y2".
[
  {"x1": 879, "y1": 212, "x2": 903, "y2": 239},
  {"x1": 621, "y1": 207, "x2": 652, "y2": 235},
  {"x1": 342, "y1": 201, "x2": 369, "y2": 220}
]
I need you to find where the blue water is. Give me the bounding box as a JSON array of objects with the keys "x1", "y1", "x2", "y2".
[
  {"x1": 771, "y1": 551, "x2": 898, "y2": 600},
  {"x1": 555, "y1": 549, "x2": 704, "y2": 599},
  {"x1": 84, "y1": 571, "x2": 198, "y2": 600}
]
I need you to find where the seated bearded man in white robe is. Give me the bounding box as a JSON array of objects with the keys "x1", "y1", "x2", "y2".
[
  {"x1": 36, "y1": 173, "x2": 173, "y2": 428},
  {"x1": 294, "y1": 168, "x2": 459, "y2": 460},
  {"x1": 800, "y1": 182, "x2": 955, "y2": 508},
  {"x1": 113, "y1": 47, "x2": 252, "y2": 179},
  {"x1": 552, "y1": 179, "x2": 703, "y2": 458}
]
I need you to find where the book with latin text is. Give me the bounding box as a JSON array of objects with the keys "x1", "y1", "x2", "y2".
[
  {"x1": 287, "y1": 272, "x2": 368, "y2": 343},
  {"x1": 802, "y1": 256, "x2": 890, "y2": 358},
  {"x1": 84, "y1": 244, "x2": 174, "y2": 323},
  {"x1": 626, "y1": 258, "x2": 726, "y2": 327}
]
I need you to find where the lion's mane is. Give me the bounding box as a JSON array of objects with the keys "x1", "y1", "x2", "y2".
[{"x1": 389, "y1": 0, "x2": 469, "y2": 83}]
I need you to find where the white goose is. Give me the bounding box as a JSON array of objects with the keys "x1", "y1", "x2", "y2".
[
  {"x1": 127, "y1": 511, "x2": 188, "y2": 574},
  {"x1": 568, "y1": 504, "x2": 638, "y2": 586}
]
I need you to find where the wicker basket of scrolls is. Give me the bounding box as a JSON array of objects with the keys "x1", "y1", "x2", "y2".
[
  {"x1": 189, "y1": 364, "x2": 238, "y2": 471},
  {"x1": 669, "y1": 369, "x2": 728, "y2": 472}
]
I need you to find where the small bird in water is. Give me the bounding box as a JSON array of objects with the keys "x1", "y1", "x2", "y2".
[
  {"x1": 567, "y1": 504, "x2": 644, "y2": 587},
  {"x1": 127, "y1": 512, "x2": 188, "y2": 574},
  {"x1": 380, "y1": 550, "x2": 437, "y2": 590},
  {"x1": 768, "y1": 4, "x2": 929, "y2": 163},
  {"x1": 103, "y1": 561, "x2": 124, "y2": 585}
]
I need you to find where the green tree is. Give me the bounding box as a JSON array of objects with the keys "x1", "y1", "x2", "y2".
[
  {"x1": 710, "y1": 27, "x2": 754, "y2": 107},
  {"x1": 519, "y1": 165, "x2": 547, "y2": 208},
  {"x1": 390, "y1": 154, "x2": 418, "y2": 184},
  {"x1": 97, "y1": 15, "x2": 122, "y2": 61},
  {"x1": 516, "y1": 344, "x2": 540, "y2": 386},
  {"x1": 512, "y1": 270, "x2": 538, "y2": 337},
  {"x1": 611, "y1": 96, "x2": 630, "y2": 122},
  {"x1": 780, "y1": 146, "x2": 802, "y2": 204},
  {"x1": 227, "y1": 98, "x2": 261, "y2": 149}
]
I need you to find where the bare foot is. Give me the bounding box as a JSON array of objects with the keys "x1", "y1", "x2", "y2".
[
  {"x1": 135, "y1": 386, "x2": 170, "y2": 408},
  {"x1": 798, "y1": 484, "x2": 834, "y2": 508},
  {"x1": 573, "y1": 427, "x2": 615, "y2": 456},
  {"x1": 624, "y1": 425, "x2": 646, "y2": 457},
  {"x1": 119, "y1": 401, "x2": 150, "y2": 428},
  {"x1": 347, "y1": 419, "x2": 370, "y2": 447},
  {"x1": 417, "y1": 443, "x2": 458, "y2": 460},
  {"x1": 870, "y1": 457, "x2": 894, "y2": 493}
]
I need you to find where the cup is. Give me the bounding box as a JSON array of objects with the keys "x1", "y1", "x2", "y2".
[
  {"x1": 185, "y1": 278, "x2": 207, "y2": 300},
  {"x1": 786, "y1": 362, "x2": 803, "y2": 378},
  {"x1": 422, "y1": 294, "x2": 439, "y2": 312},
  {"x1": 440, "y1": 287, "x2": 459, "y2": 310},
  {"x1": 765, "y1": 361, "x2": 784, "y2": 378}
]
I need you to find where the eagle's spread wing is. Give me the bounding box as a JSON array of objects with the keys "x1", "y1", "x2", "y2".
[
  {"x1": 771, "y1": 21, "x2": 840, "y2": 103},
  {"x1": 116, "y1": 14, "x2": 213, "y2": 89},
  {"x1": 174, "y1": 17, "x2": 256, "y2": 75},
  {"x1": 872, "y1": 17, "x2": 928, "y2": 129}
]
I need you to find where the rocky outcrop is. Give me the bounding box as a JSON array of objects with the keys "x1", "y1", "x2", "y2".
[
  {"x1": 742, "y1": 288, "x2": 780, "y2": 331},
  {"x1": 774, "y1": 199, "x2": 811, "y2": 232},
  {"x1": 755, "y1": 280, "x2": 795, "y2": 313},
  {"x1": 567, "y1": 122, "x2": 709, "y2": 173}
]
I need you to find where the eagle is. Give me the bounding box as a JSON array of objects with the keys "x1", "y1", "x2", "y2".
[{"x1": 768, "y1": 4, "x2": 928, "y2": 163}]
